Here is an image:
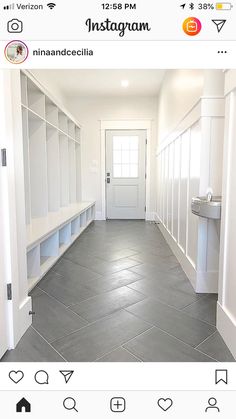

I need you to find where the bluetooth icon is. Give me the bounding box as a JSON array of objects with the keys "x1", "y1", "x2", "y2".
[{"x1": 189, "y1": 2, "x2": 195, "y2": 9}]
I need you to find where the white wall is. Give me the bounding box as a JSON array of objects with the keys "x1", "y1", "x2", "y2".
[
  {"x1": 29, "y1": 70, "x2": 66, "y2": 106},
  {"x1": 156, "y1": 70, "x2": 225, "y2": 293},
  {"x1": 218, "y1": 70, "x2": 236, "y2": 358},
  {"x1": 157, "y1": 70, "x2": 205, "y2": 144},
  {"x1": 65, "y1": 96, "x2": 158, "y2": 218}
]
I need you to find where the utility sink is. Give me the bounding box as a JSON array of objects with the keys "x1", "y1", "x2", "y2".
[{"x1": 191, "y1": 195, "x2": 222, "y2": 220}]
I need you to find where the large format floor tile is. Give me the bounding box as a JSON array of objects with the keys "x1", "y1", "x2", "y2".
[
  {"x1": 70, "y1": 286, "x2": 147, "y2": 322},
  {"x1": 130, "y1": 253, "x2": 179, "y2": 269},
  {"x1": 38, "y1": 270, "x2": 99, "y2": 306},
  {"x1": 32, "y1": 291, "x2": 88, "y2": 342},
  {"x1": 52, "y1": 310, "x2": 151, "y2": 361},
  {"x1": 182, "y1": 294, "x2": 218, "y2": 326},
  {"x1": 124, "y1": 327, "x2": 215, "y2": 362},
  {"x1": 197, "y1": 331, "x2": 235, "y2": 362},
  {"x1": 52, "y1": 257, "x2": 100, "y2": 282},
  {"x1": 97, "y1": 347, "x2": 140, "y2": 362},
  {"x1": 87, "y1": 257, "x2": 141, "y2": 275},
  {"x1": 128, "y1": 278, "x2": 200, "y2": 309},
  {"x1": 84, "y1": 270, "x2": 143, "y2": 294},
  {"x1": 3, "y1": 220, "x2": 234, "y2": 363},
  {"x1": 125, "y1": 298, "x2": 216, "y2": 347},
  {"x1": 2, "y1": 327, "x2": 64, "y2": 362}
]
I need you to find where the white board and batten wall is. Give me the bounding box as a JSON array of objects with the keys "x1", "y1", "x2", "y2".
[
  {"x1": 156, "y1": 96, "x2": 225, "y2": 293},
  {"x1": 218, "y1": 70, "x2": 236, "y2": 359},
  {"x1": 1, "y1": 70, "x2": 95, "y2": 352}
]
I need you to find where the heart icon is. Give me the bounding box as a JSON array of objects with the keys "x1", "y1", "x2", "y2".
[
  {"x1": 157, "y1": 398, "x2": 173, "y2": 411},
  {"x1": 9, "y1": 370, "x2": 24, "y2": 384}
]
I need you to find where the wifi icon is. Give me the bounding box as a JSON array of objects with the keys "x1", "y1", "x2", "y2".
[{"x1": 47, "y1": 2, "x2": 56, "y2": 9}]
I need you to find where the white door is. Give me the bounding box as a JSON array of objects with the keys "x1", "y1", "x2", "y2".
[
  {"x1": 0, "y1": 160, "x2": 8, "y2": 358},
  {"x1": 0, "y1": 70, "x2": 32, "y2": 356},
  {"x1": 106, "y1": 130, "x2": 146, "y2": 219}
]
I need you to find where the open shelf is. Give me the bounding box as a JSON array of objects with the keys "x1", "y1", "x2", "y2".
[
  {"x1": 75, "y1": 143, "x2": 81, "y2": 202},
  {"x1": 21, "y1": 73, "x2": 28, "y2": 107},
  {"x1": 27, "y1": 79, "x2": 45, "y2": 119},
  {"x1": 71, "y1": 216, "x2": 80, "y2": 237},
  {"x1": 75, "y1": 126, "x2": 80, "y2": 143},
  {"x1": 69, "y1": 139, "x2": 76, "y2": 204},
  {"x1": 68, "y1": 120, "x2": 75, "y2": 139},
  {"x1": 46, "y1": 125, "x2": 60, "y2": 212},
  {"x1": 28, "y1": 117, "x2": 48, "y2": 218},
  {"x1": 20, "y1": 72, "x2": 92, "y2": 292},
  {"x1": 26, "y1": 202, "x2": 95, "y2": 290},
  {"x1": 59, "y1": 134, "x2": 69, "y2": 207},
  {"x1": 46, "y1": 97, "x2": 58, "y2": 127},
  {"x1": 59, "y1": 112, "x2": 68, "y2": 134},
  {"x1": 59, "y1": 223, "x2": 71, "y2": 248},
  {"x1": 80, "y1": 211, "x2": 87, "y2": 228}
]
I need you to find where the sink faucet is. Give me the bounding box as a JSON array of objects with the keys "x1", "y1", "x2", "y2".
[{"x1": 207, "y1": 191, "x2": 212, "y2": 202}]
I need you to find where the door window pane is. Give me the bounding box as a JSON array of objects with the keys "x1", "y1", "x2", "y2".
[
  {"x1": 113, "y1": 136, "x2": 139, "y2": 178},
  {"x1": 113, "y1": 165, "x2": 122, "y2": 177}
]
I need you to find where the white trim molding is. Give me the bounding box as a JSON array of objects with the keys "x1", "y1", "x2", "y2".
[
  {"x1": 217, "y1": 70, "x2": 236, "y2": 359},
  {"x1": 156, "y1": 96, "x2": 225, "y2": 294},
  {"x1": 100, "y1": 119, "x2": 153, "y2": 221}
]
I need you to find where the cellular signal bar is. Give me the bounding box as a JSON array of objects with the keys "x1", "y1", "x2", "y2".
[{"x1": 3, "y1": 3, "x2": 14, "y2": 9}]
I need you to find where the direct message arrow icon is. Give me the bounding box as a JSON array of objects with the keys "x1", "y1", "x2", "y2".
[
  {"x1": 212, "y1": 19, "x2": 227, "y2": 33},
  {"x1": 60, "y1": 370, "x2": 74, "y2": 384}
]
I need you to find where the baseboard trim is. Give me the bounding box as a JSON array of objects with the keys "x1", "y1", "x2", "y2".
[
  {"x1": 217, "y1": 302, "x2": 236, "y2": 359},
  {"x1": 158, "y1": 222, "x2": 197, "y2": 290},
  {"x1": 156, "y1": 216, "x2": 219, "y2": 293},
  {"x1": 196, "y1": 271, "x2": 219, "y2": 293},
  {"x1": 146, "y1": 212, "x2": 156, "y2": 221},
  {"x1": 95, "y1": 211, "x2": 105, "y2": 221}
]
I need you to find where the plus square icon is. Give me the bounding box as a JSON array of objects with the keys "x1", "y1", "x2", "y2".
[{"x1": 110, "y1": 397, "x2": 126, "y2": 412}]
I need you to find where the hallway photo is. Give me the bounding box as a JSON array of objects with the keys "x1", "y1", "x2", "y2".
[{"x1": 1, "y1": 69, "x2": 236, "y2": 362}]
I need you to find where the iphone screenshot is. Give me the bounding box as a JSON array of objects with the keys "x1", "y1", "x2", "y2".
[{"x1": 0, "y1": 0, "x2": 236, "y2": 417}]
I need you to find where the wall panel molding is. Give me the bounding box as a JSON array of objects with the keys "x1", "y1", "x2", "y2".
[{"x1": 156, "y1": 97, "x2": 224, "y2": 293}]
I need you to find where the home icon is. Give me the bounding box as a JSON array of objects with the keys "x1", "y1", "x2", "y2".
[{"x1": 16, "y1": 397, "x2": 31, "y2": 413}]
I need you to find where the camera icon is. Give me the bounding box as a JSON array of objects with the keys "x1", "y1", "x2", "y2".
[{"x1": 7, "y1": 19, "x2": 23, "y2": 33}]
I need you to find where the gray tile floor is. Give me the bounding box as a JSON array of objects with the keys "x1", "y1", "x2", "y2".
[{"x1": 2, "y1": 221, "x2": 235, "y2": 362}]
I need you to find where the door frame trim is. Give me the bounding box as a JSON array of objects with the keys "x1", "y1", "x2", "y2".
[{"x1": 100, "y1": 120, "x2": 152, "y2": 221}]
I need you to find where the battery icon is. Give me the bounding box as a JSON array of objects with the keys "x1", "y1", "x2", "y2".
[{"x1": 216, "y1": 3, "x2": 233, "y2": 9}]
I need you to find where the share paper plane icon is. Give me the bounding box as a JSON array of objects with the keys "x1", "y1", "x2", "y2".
[
  {"x1": 212, "y1": 19, "x2": 227, "y2": 33},
  {"x1": 60, "y1": 370, "x2": 74, "y2": 384}
]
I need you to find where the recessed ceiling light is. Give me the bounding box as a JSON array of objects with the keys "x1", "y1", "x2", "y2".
[{"x1": 121, "y1": 80, "x2": 129, "y2": 88}]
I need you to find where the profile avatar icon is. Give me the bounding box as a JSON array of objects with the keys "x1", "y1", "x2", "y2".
[
  {"x1": 205, "y1": 397, "x2": 220, "y2": 413},
  {"x1": 4, "y1": 40, "x2": 29, "y2": 64}
]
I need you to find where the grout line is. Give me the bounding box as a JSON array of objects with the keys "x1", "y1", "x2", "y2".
[
  {"x1": 50, "y1": 308, "x2": 153, "y2": 347},
  {"x1": 120, "y1": 346, "x2": 143, "y2": 362},
  {"x1": 123, "y1": 307, "x2": 217, "y2": 359},
  {"x1": 125, "y1": 284, "x2": 218, "y2": 329},
  {"x1": 55, "y1": 255, "x2": 143, "y2": 277},
  {"x1": 31, "y1": 326, "x2": 68, "y2": 362},
  {"x1": 94, "y1": 346, "x2": 143, "y2": 362},
  {"x1": 119, "y1": 325, "x2": 156, "y2": 349},
  {"x1": 195, "y1": 330, "x2": 218, "y2": 350},
  {"x1": 31, "y1": 287, "x2": 89, "y2": 330},
  {"x1": 181, "y1": 293, "x2": 217, "y2": 311},
  {"x1": 66, "y1": 296, "x2": 149, "y2": 332},
  {"x1": 66, "y1": 283, "x2": 148, "y2": 310}
]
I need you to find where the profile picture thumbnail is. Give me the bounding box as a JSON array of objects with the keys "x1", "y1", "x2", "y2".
[{"x1": 4, "y1": 40, "x2": 29, "y2": 64}]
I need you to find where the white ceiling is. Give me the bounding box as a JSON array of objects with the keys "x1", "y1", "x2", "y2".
[{"x1": 35, "y1": 70, "x2": 166, "y2": 98}]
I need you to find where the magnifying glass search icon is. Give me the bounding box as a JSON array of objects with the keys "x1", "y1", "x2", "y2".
[{"x1": 63, "y1": 397, "x2": 78, "y2": 412}]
